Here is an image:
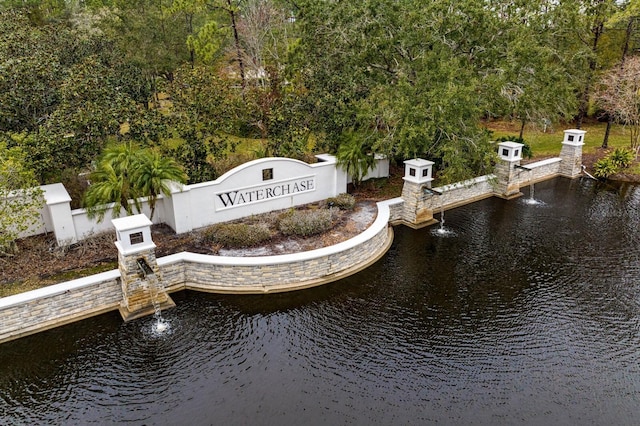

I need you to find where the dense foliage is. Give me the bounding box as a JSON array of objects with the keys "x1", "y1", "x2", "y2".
[
  {"x1": 0, "y1": 0, "x2": 637, "y2": 190},
  {"x1": 83, "y1": 143, "x2": 187, "y2": 221},
  {"x1": 0, "y1": 143, "x2": 44, "y2": 253}
]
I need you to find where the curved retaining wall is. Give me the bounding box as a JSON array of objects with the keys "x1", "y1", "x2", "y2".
[
  {"x1": 0, "y1": 200, "x2": 399, "y2": 344},
  {"x1": 161, "y1": 199, "x2": 398, "y2": 294}
]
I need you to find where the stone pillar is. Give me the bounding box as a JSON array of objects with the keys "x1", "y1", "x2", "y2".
[
  {"x1": 112, "y1": 214, "x2": 175, "y2": 321},
  {"x1": 559, "y1": 129, "x2": 586, "y2": 178},
  {"x1": 400, "y1": 159, "x2": 438, "y2": 227},
  {"x1": 494, "y1": 141, "x2": 524, "y2": 199}
]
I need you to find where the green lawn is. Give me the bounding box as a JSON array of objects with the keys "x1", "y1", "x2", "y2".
[{"x1": 485, "y1": 120, "x2": 632, "y2": 157}]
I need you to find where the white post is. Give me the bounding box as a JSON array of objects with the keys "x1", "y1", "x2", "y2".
[{"x1": 42, "y1": 183, "x2": 77, "y2": 245}]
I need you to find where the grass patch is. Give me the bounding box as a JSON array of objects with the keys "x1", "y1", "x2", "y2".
[
  {"x1": 0, "y1": 262, "x2": 118, "y2": 298},
  {"x1": 485, "y1": 120, "x2": 631, "y2": 157}
]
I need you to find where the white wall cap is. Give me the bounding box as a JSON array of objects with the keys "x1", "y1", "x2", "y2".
[
  {"x1": 404, "y1": 158, "x2": 435, "y2": 167},
  {"x1": 525, "y1": 157, "x2": 562, "y2": 168},
  {"x1": 0, "y1": 269, "x2": 121, "y2": 310},
  {"x1": 497, "y1": 141, "x2": 524, "y2": 149},
  {"x1": 565, "y1": 129, "x2": 587, "y2": 135},
  {"x1": 563, "y1": 129, "x2": 586, "y2": 146},
  {"x1": 42, "y1": 183, "x2": 71, "y2": 205},
  {"x1": 497, "y1": 141, "x2": 524, "y2": 161},
  {"x1": 112, "y1": 214, "x2": 152, "y2": 232}
]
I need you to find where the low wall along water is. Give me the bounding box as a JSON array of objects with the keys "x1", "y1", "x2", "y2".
[
  {"x1": 0, "y1": 131, "x2": 586, "y2": 343},
  {"x1": 0, "y1": 200, "x2": 399, "y2": 344}
]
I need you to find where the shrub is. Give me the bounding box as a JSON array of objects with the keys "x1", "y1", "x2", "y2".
[
  {"x1": 278, "y1": 208, "x2": 333, "y2": 236},
  {"x1": 203, "y1": 223, "x2": 271, "y2": 248},
  {"x1": 609, "y1": 148, "x2": 634, "y2": 168},
  {"x1": 593, "y1": 157, "x2": 618, "y2": 178},
  {"x1": 327, "y1": 193, "x2": 356, "y2": 210}
]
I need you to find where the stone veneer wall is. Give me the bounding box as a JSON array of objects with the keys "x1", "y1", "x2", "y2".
[
  {"x1": 158, "y1": 199, "x2": 399, "y2": 294},
  {"x1": 419, "y1": 175, "x2": 497, "y2": 214},
  {"x1": 401, "y1": 158, "x2": 563, "y2": 221},
  {"x1": 0, "y1": 200, "x2": 398, "y2": 344},
  {"x1": 514, "y1": 158, "x2": 562, "y2": 186},
  {"x1": 0, "y1": 154, "x2": 570, "y2": 344},
  {"x1": 0, "y1": 270, "x2": 122, "y2": 344}
]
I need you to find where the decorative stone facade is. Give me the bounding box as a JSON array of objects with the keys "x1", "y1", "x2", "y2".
[
  {"x1": 0, "y1": 271, "x2": 122, "y2": 344},
  {"x1": 113, "y1": 215, "x2": 175, "y2": 321},
  {"x1": 494, "y1": 141, "x2": 524, "y2": 199},
  {"x1": 0, "y1": 201, "x2": 396, "y2": 343},
  {"x1": 559, "y1": 129, "x2": 586, "y2": 178},
  {"x1": 0, "y1": 130, "x2": 587, "y2": 343}
]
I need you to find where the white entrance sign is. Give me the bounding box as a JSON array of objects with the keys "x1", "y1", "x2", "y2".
[
  {"x1": 20, "y1": 154, "x2": 391, "y2": 244},
  {"x1": 215, "y1": 176, "x2": 316, "y2": 210},
  {"x1": 164, "y1": 156, "x2": 348, "y2": 233}
]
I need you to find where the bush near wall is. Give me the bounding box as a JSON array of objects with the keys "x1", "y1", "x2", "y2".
[
  {"x1": 203, "y1": 223, "x2": 272, "y2": 248},
  {"x1": 594, "y1": 148, "x2": 635, "y2": 178},
  {"x1": 326, "y1": 193, "x2": 356, "y2": 210},
  {"x1": 278, "y1": 209, "x2": 334, "y2": 237}
]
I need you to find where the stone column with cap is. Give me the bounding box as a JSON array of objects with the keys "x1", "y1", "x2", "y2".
[
  {"x1": 400, "y1": 159, "x2": 438, "y2": 227},
  {"x1": 494, "y1": 141, "x2": 525, "y2": 199},
  {"x1": 559, "y1": 129, "x2": 586, "y2": 178},
  {"x1": 112, "y1": 214, "x2": 175, "y2": 321}
]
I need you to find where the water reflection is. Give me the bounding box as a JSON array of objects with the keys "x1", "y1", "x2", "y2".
[{"x1": 1, "y1": 177, "x2": 640, "y2": 425}]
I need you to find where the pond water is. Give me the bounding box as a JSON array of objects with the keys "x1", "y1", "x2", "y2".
[{"x1": 2, "y1": 177, "x2": 640, "y2": 425}]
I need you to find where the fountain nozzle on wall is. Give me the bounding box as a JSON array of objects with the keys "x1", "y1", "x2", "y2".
[{"x1": 112, "y1": 215, "x2": 175, "y2": 322}]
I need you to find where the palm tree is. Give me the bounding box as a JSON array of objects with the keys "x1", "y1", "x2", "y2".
[
  {"x1": 335, "y1": 132, "x2": 376, "y2": 187},
  {"x1": 132, "y1": 149, "x2": 187, "y2": 220},
  {"x1": 84, "y1": 160, "x2": 137, "y2": 221},
  {"x1": 84, "y1": 143, "x2": 187, "y2": 221}
]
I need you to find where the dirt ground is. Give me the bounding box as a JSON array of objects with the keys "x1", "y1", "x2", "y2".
[{"x1": 0, "y1": 172, "x2": 402, "y2": 292}]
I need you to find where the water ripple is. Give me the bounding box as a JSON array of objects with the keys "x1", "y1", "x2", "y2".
[{"x1": 3, "y1": 178, "x2": 640, "y2": 424}]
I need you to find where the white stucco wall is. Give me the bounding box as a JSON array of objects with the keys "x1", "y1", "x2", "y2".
[
  {"x1": 18, "y1": 155, "x2": 359, "y2": 244},
  {"x1": 166, "y1": 157, "x2": 345, "y2": 233}
]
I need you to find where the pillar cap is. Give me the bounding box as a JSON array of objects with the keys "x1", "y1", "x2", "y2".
[
  {"x1": 562, "y1": 129, "x2": 586, "y2": 146},
  {"x1": 403, "y1": 159, "x2": 434, "y2": 184},
  {"x1": 112, "y1": 214, "x2": 155, "y2": 255},
  {"x1": 497, "y1": 141, "x2": 524, "y2": 162}
]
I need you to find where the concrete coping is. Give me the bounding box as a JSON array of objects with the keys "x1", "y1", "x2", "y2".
[
  {"x1": 158, "y1": 199, "x2": 402, "y2": 268},
  {"x1": 42, "y1": 183, "x2": 71, "y2": 205},
  {"x1": 0, "y1": 269, "x2": 121, "y2": 310},
  {"x1": 0, "y1": 199, "x2": 401, "y2": 312},
  {"x1": 436, "y1": 174, "x2": 495, "y2": 193},
  {"x1": 524, "y1": 157, "x2": 562, "y2": 169}
]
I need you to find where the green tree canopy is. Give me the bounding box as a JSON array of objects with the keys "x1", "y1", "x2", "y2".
[{"x1": 0, "y1": 143, "x2": 44, "y2": 255}]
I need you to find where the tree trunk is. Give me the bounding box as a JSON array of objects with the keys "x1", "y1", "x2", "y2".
[
  {"x1": 227, "y1": 0, "x2": 246, "y2": 94},
  {"x1": 603, "y1": 17, "x2": 634, "y2": 148},
  {"x1": 577, "y1": 14, "x2": 604, "y2": 129},
  {"x1": 519, "y1": 118, "x2": 526, "y2": 139},
  {"x1": 602, "y1": 119, "x2": 611, "y2": 149}
]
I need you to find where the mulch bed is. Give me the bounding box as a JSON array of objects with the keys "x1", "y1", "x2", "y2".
[{"x1": 0, "y1": 199, "x2": 380, "y2": 288}]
